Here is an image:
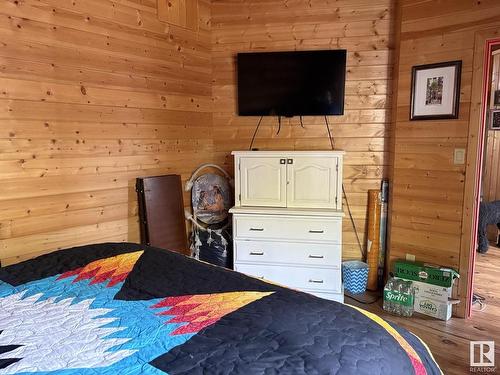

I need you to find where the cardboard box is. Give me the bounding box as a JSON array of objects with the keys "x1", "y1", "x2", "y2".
[
  {"x1": 414, "y1": 295, "x2": 453, "y2": 321},
  {"x1": 411, "y1": 279, "x2": 453, "y2": 303},
  {"x1": 396, "y1": 279, "x2": 460, "y2": 321},
  {"x1": 394, "y1": 260, "x2": 459, "y2": 287}
]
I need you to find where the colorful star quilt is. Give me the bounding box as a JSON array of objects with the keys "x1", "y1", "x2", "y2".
[{"x1": 0, "y1": 243, "x2": 442, "y2": 374}]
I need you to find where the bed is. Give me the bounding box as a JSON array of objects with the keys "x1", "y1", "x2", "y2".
[{"x1": 0, "y1": 242, "x2": 442, "y2": 375}]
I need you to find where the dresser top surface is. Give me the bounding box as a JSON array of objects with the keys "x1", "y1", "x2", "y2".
[
  {"x1": 231, "y1": 150, "x2": 345, "y2": 156},
  {"x1": 229, "y1": 206, "x2": 345, "y2": 217}
]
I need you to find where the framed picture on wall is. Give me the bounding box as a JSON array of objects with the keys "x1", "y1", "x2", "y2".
[
  {"x1": 410, "y1": 60, "x2": 462, "y2": 120},
  {"x1": 490, "y1": 109, "x2": 500, "y2": 130}
]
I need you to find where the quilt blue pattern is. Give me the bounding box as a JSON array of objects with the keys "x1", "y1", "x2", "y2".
[{"x1": 0, "y1": 243, "x2": 442, "y2": 374}]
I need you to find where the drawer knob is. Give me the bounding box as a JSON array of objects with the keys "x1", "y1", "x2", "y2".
[
  {"x1": 309, "y1": 279, "x2": 324, "y2": 284},
  {"x1": 309, "y1": 230, "x2": 324, "y2": 234},
  {"x1": 249, "y1": 251, "x2": 264, "y2": 256},
  {"x1": 249, "y1": 227, "x2": 264, "y2": 232},
  {"x1": 308, "y1": 255, "x2": 324, "y2": 259}
]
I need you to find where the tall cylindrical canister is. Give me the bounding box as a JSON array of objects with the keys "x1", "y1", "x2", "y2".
[{"x1": 366, "y1": 189, "x2": 381, "y2": 291}]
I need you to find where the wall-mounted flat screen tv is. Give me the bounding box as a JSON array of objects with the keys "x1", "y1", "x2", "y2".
[{"x1": 237, "y1": 50, "x2": 346, "y2": 117}]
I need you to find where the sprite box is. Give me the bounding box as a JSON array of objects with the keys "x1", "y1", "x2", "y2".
[
  {"x1": 394, "y1": 260, "x2": 459, "y2": 287},
  {"x1": 383, "y1": 278, "x2": 414, "y2": 317},
  {"x1": 383, "y1": 289, "x2": 414, "y2": 307}
]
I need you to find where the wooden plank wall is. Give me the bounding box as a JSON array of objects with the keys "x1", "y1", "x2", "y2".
[
  {"x1": 389, "y1": 0, "x2": 500, "y2": 313},
  {"x1": 211, "y1": 0, "x2": 397, "y2": 260},
  {"x1": 390, "y1": 0, "x2": 500, "y2": 267},
  {"x1": 0, "y1": 0, "x2": 213, "y2": 265},
  {"x1": 6, "y1": 0, "x2": 499, "y2": 275}
]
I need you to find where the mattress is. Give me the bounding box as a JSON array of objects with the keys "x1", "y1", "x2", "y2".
[{"x1": 0, "y1": 242, "x2": 442, "y2": 374}]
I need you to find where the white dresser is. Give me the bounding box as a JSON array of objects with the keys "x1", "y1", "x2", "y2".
[{"x1": 229, "y1": 151, "x2": 344, "y2": 302}]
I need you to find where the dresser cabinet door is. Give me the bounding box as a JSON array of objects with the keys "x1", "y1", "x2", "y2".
[
  {"x1": 240, "y1": 157, "x2": 287, "y2": 207},
  {"x1": 286, "y1": 157, "x2": 339, "y2": 209}
]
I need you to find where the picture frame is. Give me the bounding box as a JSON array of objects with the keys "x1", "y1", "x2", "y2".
[
  {"x1": 410, "y1": 60, "x2": 462, "y2": 120},
  {"x1": 490, "y1": 109, "x2": 500, "y2": 130}
]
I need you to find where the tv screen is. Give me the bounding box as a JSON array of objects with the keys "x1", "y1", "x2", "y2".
[{"x1": 237, "y1": 50, "x2": 346, "y2": 117}]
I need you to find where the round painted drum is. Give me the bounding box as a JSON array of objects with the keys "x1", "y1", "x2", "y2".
[{"x1": 191, "y1": 173, "x2": 232, "y2": 225}]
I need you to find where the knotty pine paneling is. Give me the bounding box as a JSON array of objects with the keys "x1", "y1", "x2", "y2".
[
  {"x1": 7, "y1": 0, "x2": 498, "y2": 281},
  {"x1": 390, "y1": 0, "x2": 500, "y2": 267},
  {"x1": 389, "y1": 0, "x2": 500, "y2": 316},
  {"x1": 211, "y1": 0, "x2": 397, "y2": 260},
  {"x1": 0, "y1": 0, "x2": 213, "y2": 265}
]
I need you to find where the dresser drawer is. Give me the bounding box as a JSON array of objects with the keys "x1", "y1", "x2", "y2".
[
  {"x1": 305, "y1": 289, "x2": 344, "y2": 303},
  {"x1": 235, "y1": 263, "x2": 342, "y2": 293},
  {"x1": 235, "y1": 240, "x2": 341, "y2": 267},
  {"x1": 234, "y1": 215, "x2": 341, "y2": 243}
]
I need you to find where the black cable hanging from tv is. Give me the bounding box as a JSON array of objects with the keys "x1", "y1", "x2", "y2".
[
  {"x1": 276, "y1": 115, "x2": 282, "y2": 135},
  {"x1": 323, "y1": 115, "x2": 364, "y2": 260},
  {"x1": 248, "y1": 116, "x2": 263, "y2": 151},
  {"x1": 343, "y1": 184, "x2": 364, "y2": 259},
  {"x1": 299, "y1": 116, "x2": 305, "y2": 128},
  {"x1": 324, "y1": 115, "x2": 335, "y2": 150}
]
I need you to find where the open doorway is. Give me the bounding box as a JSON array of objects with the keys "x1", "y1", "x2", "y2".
[
  {"x1": 471, "y1": 42, "x2": 500, "y2": 318},
  {"x1": 459, "y1": 29, "x2": 500, "y2": 318}
]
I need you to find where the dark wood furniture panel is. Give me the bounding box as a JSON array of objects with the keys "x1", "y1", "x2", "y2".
[{"x1": 136, "y1": 175, "x2": 188, "y2": 254}]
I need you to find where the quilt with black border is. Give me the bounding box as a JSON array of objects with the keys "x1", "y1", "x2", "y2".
[{"x1": 0, "y1": 242, "x2": 442, "y2": 375}]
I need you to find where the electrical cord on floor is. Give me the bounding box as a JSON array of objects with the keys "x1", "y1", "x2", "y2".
[{"x1": 472, "y1": 293, "x2": 487, "y2": 312}]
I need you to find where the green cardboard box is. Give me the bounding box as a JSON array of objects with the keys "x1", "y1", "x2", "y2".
[{"x1": 394, "y1": 260, "x2": 459, "y2": 287}]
